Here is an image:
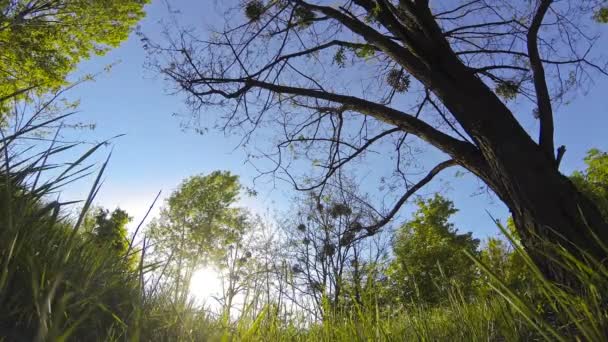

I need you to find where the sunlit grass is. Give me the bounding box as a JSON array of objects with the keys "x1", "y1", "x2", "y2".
[{"x1": 1, "y1": 113, "x2": 608, "y2": 341}]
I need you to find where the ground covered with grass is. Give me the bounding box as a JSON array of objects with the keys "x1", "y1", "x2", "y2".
[{"x1": 1, "y1": 120, "x2": 608, "y2": 341}]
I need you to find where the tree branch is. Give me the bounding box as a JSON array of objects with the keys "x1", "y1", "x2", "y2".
[
  {"x1": 240, "y1": 78, "x2": 481, "y2": 166},
  {"x1": 527, "y1": 0, "x2": 556, "y2": 162},
  {"x1": 356, "y1": 159, "x2": 458, "y2": 238}
]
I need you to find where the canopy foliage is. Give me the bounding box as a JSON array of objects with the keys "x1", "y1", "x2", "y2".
[{"x1": 0, "y1": 0, "x2": 148, "y2": 108}]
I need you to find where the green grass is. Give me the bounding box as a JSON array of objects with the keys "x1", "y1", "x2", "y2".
[{"x1": 1, "y1": 116, "x2": 608, "y2": 341}]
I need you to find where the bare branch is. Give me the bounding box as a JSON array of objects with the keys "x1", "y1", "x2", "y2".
[
  {"x1": 357, "y1": 159, "x2": 458, "y2": 238},
  {"x1": 242, "y1": 79, "x2": 482, "y2": 165},
  {"x1": 527, "y1": 0, "x2": 556, "y2": 162}
]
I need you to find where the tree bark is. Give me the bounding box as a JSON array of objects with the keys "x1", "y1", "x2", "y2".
[
  {"x1": 429, "y1": 52, "x2": 608, "y2": 283},
  {"x1": 488, "y1": 147, "x2": 608, "y2": 284}
]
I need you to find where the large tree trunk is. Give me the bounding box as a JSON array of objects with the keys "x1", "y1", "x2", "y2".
[
  {"x1": 488, "y1": 142, "x2": 608, "y2": 284},
  {"x1": 414, "y1": 36, "x2": 608, "y2": 283}
]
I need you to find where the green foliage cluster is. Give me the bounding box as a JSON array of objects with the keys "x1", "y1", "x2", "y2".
[
  {"x1": 478, "y1": 237, "x2": 530, "y2": 295},
  {"x1": 333, "y1": 44, "x2": 376, "y2": 68},
  {"x1": 0, "y1": 0, "x2": 148, "y2": 106},
  {"x1": 333, "y1": 47, "x2": 347, "y2": 67},
  {"x1": 571, "y1": 149, "x2": 608, "y2": 219},
  {"x1": 243, "y1": 2, "x2": 315, "y2": 27},
  {"x1": 294, "y1": 5, "x2": 316, "y2": 28},
  {"x1": 245, "y1": 0, "x2": 265, "y2": 22},
  {"x1": 594, "y1": 7, "x2": 608, "y2": 23},
  {"x1": 354, "y1": 44, "x2": 376, "y2": 59},
  {"x1": 91, "y1": 208, "x2": 132, "y2": 254},
  {"x1": 386, "y1": 195, "x2": 480, "y2": 305},
  {"x1": 149, "y1": 171, "x2": 245, "y2": 264}
]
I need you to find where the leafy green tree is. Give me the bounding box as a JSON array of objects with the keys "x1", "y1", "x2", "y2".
[
  {"x1": 0, "y1": 0, "x2": 148, "y2": 106},
  {"x1": 478, "y1": 237, "x2": 530, "y2": 296},
  {"x1": 148, "y1": 171, "x2": 246, "y2": 303},
  {"x1": 91, "y1": 208, "x2": 131, "y2": 254},
  {"x1": 387, "y1": 195, "x2": 480, "y2": 306},
  {"x1": 81, "y1": 207, "x2": 139, "y2": 272},
  {"x1": 571, "y1": 149, "x2": 608, "y2": 219}
]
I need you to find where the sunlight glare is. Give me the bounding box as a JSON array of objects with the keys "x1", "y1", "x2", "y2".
[{"x1": 189, "y1": 267, "x2": 223, "y2": 307}]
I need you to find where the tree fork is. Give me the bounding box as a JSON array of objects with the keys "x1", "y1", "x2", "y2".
[{"x1": 387, "y1": 1, "x2": 608, "y2": 283}]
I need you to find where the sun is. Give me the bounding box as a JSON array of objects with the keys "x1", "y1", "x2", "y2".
[{"x1": 189, "y1": 266, "x2": 223, "y2": 308}]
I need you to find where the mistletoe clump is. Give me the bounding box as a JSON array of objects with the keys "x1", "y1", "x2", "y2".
[
  {"x1": 495, "y1": 81, "x2": 519, "y2": 101},
  {"x1": 386, "y1": 69, "x2": 411, "y2": 93},
  {"x1": 329, "y1": 203, "x2": 352, "y2": 218},
  {"x1": 245, "y1": 0, "x2": 265, "y2": 22},
  {"x1": 594, "y1": 7, "x2": 608, "y2": 23}
]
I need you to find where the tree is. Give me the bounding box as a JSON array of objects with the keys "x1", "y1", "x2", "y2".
[
  {"x1": 474, "y1": 149, "x2": 608, "y2": 294},
  {"x1": 212, "y1": 214, "x2": 270, "y2": 318},
  {"x1": 90, "y1": 208, "x2": 131, "y2": 255},
  {"x1": 283, "y1": 183, "x2": 388, "y2": 317},
  {"x1": 571, "y1": 149, "x2": 608, "y2": 219},
  {"x1": 386, "y1": 194, "x2": 479, "y2": 305},
  {"x1": 149, "y1": 0, "x2": 608, "y2": 283},
  {"x1": 148, "y1": 171, "x2": 246, "y2": 303},
  {"x1": 0, "y1": 0, "x2": 149, "y2": 107},
  {"x1": 84, "y1": 207, "x2": 142, "y2": 271},
  {"x1": 478, "y1": 237, "x2": 530, "y2": 296}
]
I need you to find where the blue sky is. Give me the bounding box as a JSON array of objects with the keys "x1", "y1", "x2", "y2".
[{"x1": 58, "y1": 1, "x2": 608, "y2": 240}]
